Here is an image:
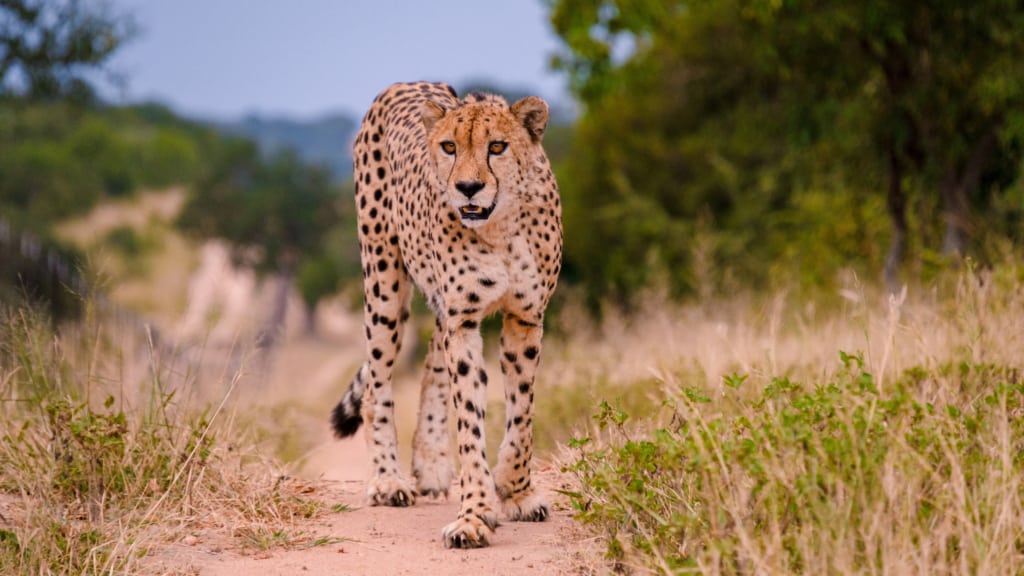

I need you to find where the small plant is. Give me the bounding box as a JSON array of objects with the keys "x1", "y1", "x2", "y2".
[{"x1": 234, "y1": 527, "x2": 345, "y2": 552}]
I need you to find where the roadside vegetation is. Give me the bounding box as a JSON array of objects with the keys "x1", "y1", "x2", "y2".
[
  {"x1": 546, "y1": 263, "x2": 1024, "y2": 574},
  {"x1": 4, "y1": 1, "x2": 1024, "y2": 574},
  {"x1": 0, "y1": 300, "x2": 331, "y2": 575}
]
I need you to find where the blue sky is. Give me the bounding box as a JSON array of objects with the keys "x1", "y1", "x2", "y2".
[{"x1": 101, "y1": 0, "x2": 570, "y2": 120}]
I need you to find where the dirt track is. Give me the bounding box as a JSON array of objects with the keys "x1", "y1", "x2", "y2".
[
  {"x1": 60, "y1": 199, "x2": 603, "y2": 575},
  {"x1": 149, "y1": 457, "x2": 598, "y2": 576},
  {"x1": 151, "y1": 294, "x2": 601, "y2": 575}
]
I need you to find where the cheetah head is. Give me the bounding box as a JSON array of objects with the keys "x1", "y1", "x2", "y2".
[{"x1": 421, "y1": 93, "x2": 549, "y2": 229}]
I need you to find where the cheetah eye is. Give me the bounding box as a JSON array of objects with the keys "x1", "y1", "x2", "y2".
[
  {"x1": 488, "y1": 141, "x2": 508, "y2": 155},
  {"x1": 440, "y1": 141, "x2": 456, "y2": 155}
]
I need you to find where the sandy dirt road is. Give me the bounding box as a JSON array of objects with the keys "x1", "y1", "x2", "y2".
[
  {"x1": 52, "y1": 191, "x2": 604, "y2": 575},
  {"x1": 146, "y1": 325, "x2": 602, "y2": 575},
  {"x1": 150, "y1": 460, "x2": 599, "y2": 576}
]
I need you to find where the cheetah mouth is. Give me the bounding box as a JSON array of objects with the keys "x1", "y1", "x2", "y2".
[{"x1": 458, "y1": 203, "x2": 495, "y2": 222}]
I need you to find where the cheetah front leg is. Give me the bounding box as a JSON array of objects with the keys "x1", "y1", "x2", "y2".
[
  {"x1": 358, "y1": 263, "x2": 416, "y2": 508},
  {"x1": 493, "y1": 315, "x2": 550, "y2": 522},
  {"x1": 411, "y1": 327, "x2": 454, "y2": 498},
  {"x1": 440, "y1": 323, "x2": 499, "y2": 548}
]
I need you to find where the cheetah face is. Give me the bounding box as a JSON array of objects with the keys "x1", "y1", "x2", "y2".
[{"x1": 421, "y1": 95, "x2": 549, "y2": 229}]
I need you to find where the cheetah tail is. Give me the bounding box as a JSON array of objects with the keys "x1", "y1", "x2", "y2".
[{"x1": 330, "y1": 364, "x2": 367, "y2": 438}]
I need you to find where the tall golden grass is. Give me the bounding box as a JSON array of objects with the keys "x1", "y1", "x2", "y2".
[
  {"x1": 2, "y1": 258, "x2": 1022, "y2": 575},
  {"x1": 0, "y1": 302, "x2": 329, "y2": 575},
  {"x1": 547, "y1": 264, "x2": 1024, "y2": 574}
]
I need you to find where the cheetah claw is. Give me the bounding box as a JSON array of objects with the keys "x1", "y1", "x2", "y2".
[
  {"x1": 413, "y1": 458, "x2": 454, "y2": 500},
  {"x1": 367, "y1": 476, "x2": 416, "y2": 507},
  {"x1": 441, "y1": 513, "x2": 498, "y2": 549},
  {"x1": 417, "y1": 486, "x2": 449, "y2": 499},
  {"x1": 500, "y1": 491, "x2": 550, "y2": 522}
]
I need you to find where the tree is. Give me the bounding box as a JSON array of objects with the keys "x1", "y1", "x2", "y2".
[
  {"x1": 0, "y1": 0, "x2": 134, "y2": 100},
  {"x1": 738, "y1": 0, "x2": 1024, "y2": 283},
  {"x1": 296, "y1": 252, "x2": 340, "y2": 335},
  {"x1": 549, "y1": 0, "x2": 1024, "y2": 303},
  {"x1": 178, "y1": 143, "x2": 340, "y2": 344},
  {"x1": 550, "y1": 0, "x2": 860, "y2": 305}
]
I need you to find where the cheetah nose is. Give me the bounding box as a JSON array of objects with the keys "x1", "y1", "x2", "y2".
[{"x1": 455, "y1": 180, "x2": 485, "y2": 199}]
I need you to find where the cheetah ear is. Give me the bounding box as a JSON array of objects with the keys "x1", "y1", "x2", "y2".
[
  {"x1": 421, "y1": 101, "x2": 447, "y2": 134},
  {"x1": 511, "y1": 96, "x2": 549, "y2": 143}
]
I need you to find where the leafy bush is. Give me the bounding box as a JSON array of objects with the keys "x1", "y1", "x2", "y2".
[{"x1": 563, "y1": 353, "x2": 1024, "y2": 574}]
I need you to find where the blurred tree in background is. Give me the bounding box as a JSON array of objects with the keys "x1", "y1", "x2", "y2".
[
  {"x1": 1, "y1": 2, "x2": 347, "y2": 332},
  {"x1": 8, "y1": 0, "x2": 1024, "y2": 327},
  {"x1": 0, "y1": 0, "x2": 141, "y2": 229},
  {"x1": 1, "y1": 0, "x2": 134, "y2": 318},
  {"x1": 178, "y1": 145, "x2": 341, "y2": 342},
  {"x1": 0, "y1": 102, "x2": 207, "y2": 229},
  {"x1": 549, "y1": 0, "x2": 1024, "y2": 307},
  {"x1": 0, "y1": 0, "x2": 133, "y2": 101}
]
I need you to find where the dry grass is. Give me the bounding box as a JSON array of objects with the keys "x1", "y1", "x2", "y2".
[
  {"x1": 541, "y1": 264, "x2": 1023, "y2": 421},
  {"x1": 4, "y1": 235, "x2": 1022, "y2": 576},
  {"x1": 548, "y1": 263, "x2": 1024, "y2": 574},
  {"x1": 54, "y1": 188, "x2": 198, "y2": 333},
  {"x1": 0, "y1": 302, "x2": 330, "y2": 575}
]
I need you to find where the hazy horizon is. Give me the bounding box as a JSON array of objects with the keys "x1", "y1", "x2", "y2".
[{"x1": 98, "y1": 0, "x2": 571, "y2": 121}]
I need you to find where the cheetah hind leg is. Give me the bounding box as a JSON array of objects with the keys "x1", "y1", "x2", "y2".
[
  {"x1": 496, "y1": 484, "x2": 550, "y2": 522},
  {"x1": 411, "y1": 330, "x2": 454, "y2": 499},
  {"x1": 412, "y1": 429, "x2": 454, "y2": 499},
  {"x1": 332, "y1": 363, "x2": 417, "y2": 507}
]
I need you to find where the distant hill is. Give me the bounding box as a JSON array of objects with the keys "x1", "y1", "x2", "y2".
[
  {"x1": 218, "y1": 112, "x2": 358, "y2": 182},
  {"x1": 215, "y1": 83, "x2": 574, "y2": 184}
]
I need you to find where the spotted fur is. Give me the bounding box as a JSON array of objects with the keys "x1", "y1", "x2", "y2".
[{"x1": 331, "y1": 82, "x2": 562, "y2": 548}]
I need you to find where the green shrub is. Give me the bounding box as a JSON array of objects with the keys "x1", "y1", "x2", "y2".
[{"x1": 564, "y1": 352, "x2": 1024, "y2": 574}]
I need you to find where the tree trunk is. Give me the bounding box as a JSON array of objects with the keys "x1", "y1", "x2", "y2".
[
  {"x1": 258, "y1": 260, "x2": 295, "y2": 350},
  {"x1": 940, "y1": 174, "x2": 968, "y2": 259},
  {"x1": 303, "y1": 301, "x2": 318, "y2": 338},
  {"x1": 941, "y1": 129, "x2": 997, "y2": 259},
  {"x1": 884, "y1": 145, "x2": 908, "y2": 292}
]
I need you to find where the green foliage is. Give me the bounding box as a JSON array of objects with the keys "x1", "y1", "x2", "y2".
[
  {"x1": 177, "y1": 144, "x2": 339, "y2": 277},
  {"x1": 141, "y1": 128, "x2": 202, "y2": 188},
  {"x1": 0, "y1": 138, "x2": 100, "y2": 222},
  {"x1": 487, "y1": 373, "x2": 666, "y2": 459},
  {"x1": 0, "y1": 100, "x2": 207, "y2": 227},
  {"x1": 319, "y1": 182, "x2": 363, "y2": 292},
  {"x1": 564, "y1": 354, "x2": 1024, "y2": 573},
  {"x1": 0, "y1": 0, "x2": 134, "y2": 101},
  {"x1": 297, "y1": 252, "x2": 342, "y2": 309},
  {"x1": 549, "y1": 0, "x2": 1024, "y2": 306},
  {"x1": 0, "y1": 303, "x2": 197, "y2": 573},
  {"x1": 66, "y1": 117, "x2": 135, "y2": 196}
]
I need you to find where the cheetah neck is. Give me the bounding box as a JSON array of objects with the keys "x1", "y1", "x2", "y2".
[{"x1": 462, "y1": 214, "x2": 515, "y2": 248}]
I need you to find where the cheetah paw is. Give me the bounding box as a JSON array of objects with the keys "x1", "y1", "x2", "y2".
[
  {"x1": 367, "y1": 476, "x2": 416, "y2": 507},
  {"x1": 500, "y1": 491, "x2": 550, "y2": 522},
  {"x1": 441, "y1": 512, "x2": 498, "y2": 549},
  {"x1": 413, "y1": 459, "x2": 453, "y2": 499}
]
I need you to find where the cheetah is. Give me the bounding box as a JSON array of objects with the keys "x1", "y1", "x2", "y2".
[{"x1": 330, "y1": 82, "x2": 562, "y2": 548}]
